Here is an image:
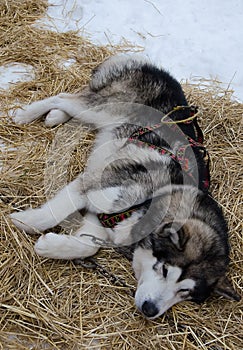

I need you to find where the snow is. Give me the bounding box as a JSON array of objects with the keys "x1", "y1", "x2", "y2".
[
  {"x1": 1, "y1": 0, "x2": 243, "y2": 100},
  {"x1": 0, "y1": 63, "x2": 35, "y2": 89}
]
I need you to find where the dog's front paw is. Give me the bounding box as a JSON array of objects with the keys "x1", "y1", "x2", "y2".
[
  {"x1": 34, "y1": 233, "x2": 74, "y2": 259},
  {"x1": 34, "y1": 233, "x2": 90, "y2": 260},
  {"x1": 34, "y1": 233, "x2": 58, "y2": 257},
  {"x1": 10, "y1": 209, "x2": 46, "y2": 234},
  {"x1": 10, "y1": 211, "x2": 37, "y2": 233}
]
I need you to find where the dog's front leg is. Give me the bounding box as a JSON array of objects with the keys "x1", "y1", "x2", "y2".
[
  {"x1": 34, "y1": 213, "x2": 108, "y2": 260},
  {"x1": 10, "y1": 176, "x2": 86, "y2": 233}
]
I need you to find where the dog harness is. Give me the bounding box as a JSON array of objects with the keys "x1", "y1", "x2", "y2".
[{"x1": 97, "y1": 106, "x2": 210, "y2": 229}]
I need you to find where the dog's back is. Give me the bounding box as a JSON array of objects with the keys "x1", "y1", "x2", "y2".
[{"x1": 89, "y1": 55, "x2": 188, "y2": 116}]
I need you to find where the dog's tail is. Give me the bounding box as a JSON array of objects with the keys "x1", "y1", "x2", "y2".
[{"x1": 90, "y1": 54, "x2": 149, "y2": 91}]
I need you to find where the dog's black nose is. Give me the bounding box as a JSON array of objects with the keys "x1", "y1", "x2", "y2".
[{"x1": 141, "y1": 300, "x2": 159, "y2": 318}]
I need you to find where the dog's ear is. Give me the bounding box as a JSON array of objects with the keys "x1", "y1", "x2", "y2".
[
  {"x1": 162, "y1": 223, "x2": 189, "y2": 251},
  {"x1": 213, "y1": 276, "x2": 241, "y2": 301}
]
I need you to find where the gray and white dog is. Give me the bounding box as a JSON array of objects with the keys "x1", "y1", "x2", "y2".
[{"x1": 10, "y1": 55, "x2": 240, "y2": 319}]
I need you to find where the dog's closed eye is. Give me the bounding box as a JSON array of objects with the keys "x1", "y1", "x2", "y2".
[
  {"x1": 162, "y1": 264, "x2": 168, "y2": 278},
  {"x1": 177, "y1": 288, "x2": 191, "y2": 297},
  {"x1": 153, "y1": 262, "x2": 168, "y2": 278},
  {"x1": 178, "y1": 288, "x2": 189, "y2": 293}
]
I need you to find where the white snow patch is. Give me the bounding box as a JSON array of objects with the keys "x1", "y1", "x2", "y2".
[
  {"x1": 37, "y1": 0, "x2": 243, "y2": 101},
  {"x1": 59, "y1": 58, "x2": 77, "y2": 69},
  {"x1": 0, "y1": 63, "x2": 35, "y2": 90},
  {"x1": 35, "y1": 0, "x2": 83, "y2": 32},
  {"x1": 1, "y1": 0, "x2": 242, "y2": 100}
]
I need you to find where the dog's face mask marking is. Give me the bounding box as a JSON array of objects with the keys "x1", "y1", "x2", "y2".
[
  {"x1": 132, "y1": 219, "x2": 240, "y2": 319},
  {"x1": 133, "y1": 248, "x2": 196, "y2": 318}
]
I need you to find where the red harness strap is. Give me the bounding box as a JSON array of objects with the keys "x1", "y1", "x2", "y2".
[
  {"x1": 97, "y1": 106, "x2": 210, "y2": 229},
  {"x1": 97, "y1": 199, "x2": 152, "y2": 229}
]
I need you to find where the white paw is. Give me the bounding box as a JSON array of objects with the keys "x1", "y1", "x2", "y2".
[
  {"x1": 12, "y1": 107, "x2": 36, "y2": 124},
  {"x1": 35, "y1": 233, "x2": 61, "y2": 258},
  {"x1": 10, "y1": 209, "x2": 48, "y2": 233},
  {"x1": 34, "y1": 233, "x2": 80, "y2": 259},
  {"x1": 45, "y1": 109, "x2": 70, "y2": 127}
]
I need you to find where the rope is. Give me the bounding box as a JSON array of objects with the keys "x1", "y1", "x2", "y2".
[{"x1": 161, "y1": 105, "x2": 199, "y2": 124}]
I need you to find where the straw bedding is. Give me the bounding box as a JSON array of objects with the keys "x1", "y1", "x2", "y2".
[{"x1": 0, "y1": 1, "x2": 242, "y2": 349}]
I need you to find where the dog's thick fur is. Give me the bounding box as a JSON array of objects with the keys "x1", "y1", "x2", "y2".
[{"x1": 10, "y1": 55, "x2": 240, "y2": 319}]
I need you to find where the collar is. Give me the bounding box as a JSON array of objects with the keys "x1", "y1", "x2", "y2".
[{"x1": 97, "y1": 199, "x2": 152, "y2": 229}]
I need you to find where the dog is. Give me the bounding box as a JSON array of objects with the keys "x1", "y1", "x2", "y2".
[{"x1": 10, "y1": 55, "x2": 240, "y2": 319}]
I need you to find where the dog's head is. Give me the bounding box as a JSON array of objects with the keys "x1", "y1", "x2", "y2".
[{"x1": 132, "y1": 217, "x2": 240, "y2": 319}]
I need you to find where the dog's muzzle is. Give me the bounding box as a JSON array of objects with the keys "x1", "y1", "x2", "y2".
[{"x1": 141, "y1": 300, "x2": 159, "y2": 318}]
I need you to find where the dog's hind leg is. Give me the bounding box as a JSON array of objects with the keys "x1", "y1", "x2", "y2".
[
  {"x1": 10, "y1": 176, "x2": 86, "y2": 234},
  {"x1": 13, "y1": 92, "x2": 117, "y2": 127},
  {"x1": 34, "y1": 213, "x2": 108, "y2": 260},
  {"x1": 44, "y1": 109, "x2": 71, "y2": 127},
  {"x1": 13, "y1": 93, "x2": 84, "y2": 125}
]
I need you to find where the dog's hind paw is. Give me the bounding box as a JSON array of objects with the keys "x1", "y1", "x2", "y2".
[
  {"x1": 11, "y1": 98, "x2": 50, "y2": 124},
  {"x1": 12, "y1": 107, "x2": 36, "y2": 124},
  {"x1": 45, "y1": 109, "x2": 70, "y2": 127}
]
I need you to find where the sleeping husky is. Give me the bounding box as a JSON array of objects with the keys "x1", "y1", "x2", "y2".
[{"x1": 10, "y1": 55, "x2": 240, "y2": 319}]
